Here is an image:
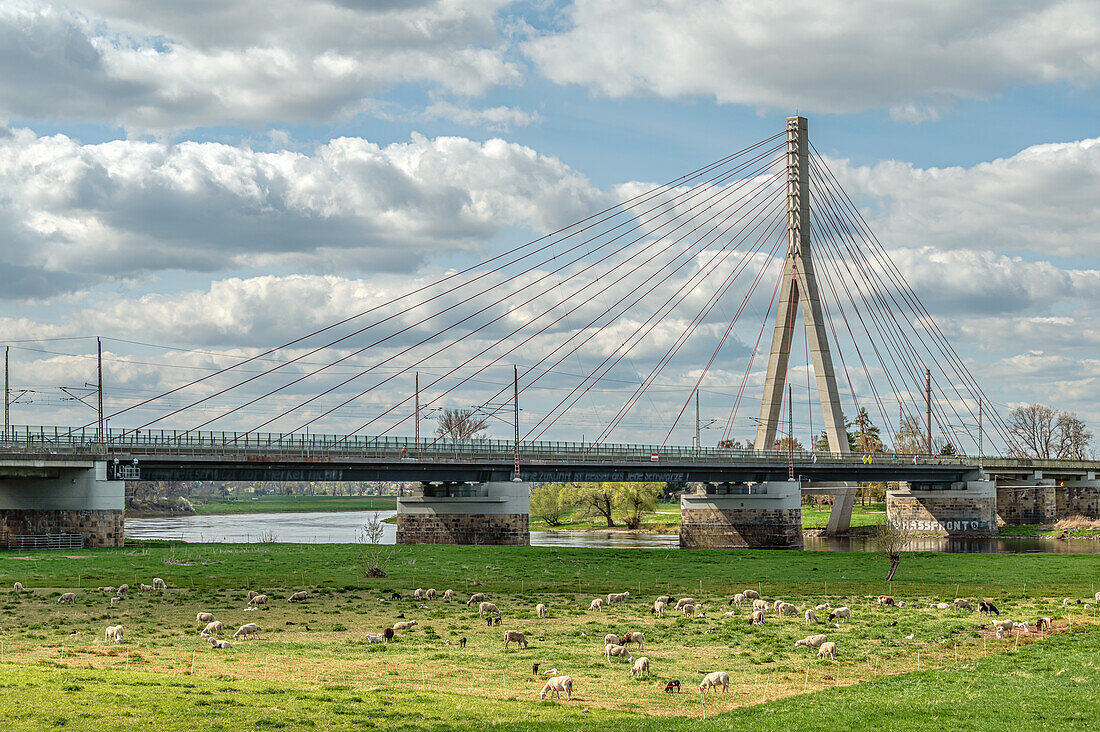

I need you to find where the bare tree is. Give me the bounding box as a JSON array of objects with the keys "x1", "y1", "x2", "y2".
[
  {"x1": 893, "y1": 415, "x2": 925, "y2": 454},
  {"x1": 359, "y1": 512, "x2": 391, "y2": 577},
  {"x1": 872, "y1": 519, "x2": 913, "y2": 581},
  {"x1": 1008, "y1": 403, "x2": 1058, "y2": 459},
  {"x1": 1056, "y1": 412, "x2": 1093, "y2": 460},
  {"x1": 434, "y1": 408, "x2": 488, "y2": 440}
]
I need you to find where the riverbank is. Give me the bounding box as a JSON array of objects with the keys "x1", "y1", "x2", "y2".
[{"x1": 187, "y1": 495, "x2": 397, "y2": 515}]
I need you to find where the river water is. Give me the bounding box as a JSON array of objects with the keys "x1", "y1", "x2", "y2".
[{"x1": 124, "y1": 510, "x2": 1100, "y2": 553}]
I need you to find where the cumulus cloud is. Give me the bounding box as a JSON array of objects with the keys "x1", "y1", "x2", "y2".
[
  {"x1": 0, "y1": 0, "x2": 520, "y2": 131},
  {"x1": 0, "y1": 128, "x2": 608, "y2": 297},
  {"x1": 525, "y1": 0, "x2": 1100, "y2": 115},
  {"x1": 420, "y1": 102, "x2": 540, "y2": 131}
]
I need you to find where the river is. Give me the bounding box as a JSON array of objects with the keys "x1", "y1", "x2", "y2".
[{"x1": 124, "y1": 510, "x2": 1100, "y2": 553}]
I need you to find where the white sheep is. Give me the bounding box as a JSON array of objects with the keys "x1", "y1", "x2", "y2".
[
  {"x1": 247, "y1": 590, "x2": 260, "y2": 600},
  {"x1": 139, "y1": 584, "x2": 153, "y2": 592},
  {"x1": 1038, "y1": 617, "x2": 1053, "y2": 631},
  {"x1": 97, "y1": 586, "x2": 116, "y2": 593},
  {"x1": 675, "y1": 597, "x2": 695, "y2": 610},
  {"x1": 233, "y1": 623, "x2": 260, "y2": 640},
  {"x1": 466, "y1": 593, "x2": 486, "y2": 607},
  {"x1": 752, "y1": 598, "x2": 769, "y2": 612},
  {"x1": 828, "y1": 607, "x2": 851, "y2": 622},
  {"x1": 589, "y1": 598, "x2": 604, "y2": 612},
  {"x1": 152, "y1": 578, "x2": 167, "y2": 590},
  {"x1": 992, "y1": 619, "x2": 1014, "y2": 633},
  {"x1": 817, "y1": 641, "x2": 838, "y2": 659},
  {"x1": 539, "y1": 675, "x2": 573, "y2": 701},
  {"x1": 995, "y1": 626, "x2": 1005, "y2": 639},
  {"x1": 630, "y1": 656, "x2": 650, "y2": 677},
  {"x1": 503, "y1": 630, "x2": 528, "y2": 649},
  {"x1": 815, "y1": 603, "x2": 831, "y2": 611},
  {"x1": 750, "y1": 610, "x2": 765, "y2": 625},
  {"x1": 414, "y1": 588, "x2": 425, "y2": 600},
  {"x1": 776, "y1": 602, "x2": 799, "y2": 617},
  {"x1": 110, "y1": 597, "x2": 121, "y2": 606},
  {"x1": 804, "y1": 609, "x2": 818, "y2": 624},
  {"x1": 13, "y1": 582, "x2": 25, "y2": 592},
  {"x1": 393, "y1": 620, "x2": 418, "y2": 631},
  {"x1": 57, "y1": 592, "x2": 76, "y2": 604},
  {"x1": 953, "y1": 599, "x2": 973, "y2": 613},
  {"x1": 104, "y1": 624, "x2": 124, "y2": 643},
  {"x1": 247, "y1": 594, "x2": 269, "y2": 608},
  {"x1": 652, "y1": 600, "x2": 666, "y2": 617},
  {"x1": 196, "y1": 612, "x2": 216, "y2": 627},
  {"x1": 603, "y1": 633, "x2": 621, "y2": 646},
  {"x1": 366, "y1": 633, "x2": 385, "y2": 644},
  {"x1": 930, "y1": 602, "x2": 950, "y2": 609},
  {"x1": 1095, "y1": 592, "x2": 1100, "y2": 604},
  {"x1": 621, "y1": 631, "x2": 644, "y2": 650},
  {"x1": 201, "y1": 621, "x2": 223, "y2": 637},
  {"x1": 682, "y1": 604, "x2": 696, "y2": 618},
  {"x1": 699, "y1": 671, "x2": 729, "y2": 693},
  {"x1": 536, "y1": 603, "x2": 549, "y2": 618},
  {"x1": 208, "y1": 637, "x2": 231, "y2": 649},
  {"x1": 1062, "y1": 598, "x2": 1073, "y2": 606},
  {"x1": 288, "y1": 591, "x2": 308, "y2": 602},
  {"x1": 655, "y1": 595, "x2": 673, "y2": 605},
  {"x1": 443, "y1": 590, "x2": 454, "y2": 601},
  {"x1": 478, "y1": 602, "x2": 499, "y2": 617},
  {"x1": 795, "y1": 634, "x2": 828, "y2": 650},
  {"x1": 606, "y1": 591, "x2": 630, "y2": 605},
  {"x1": 425, "y1": 589, "x2": 437, "y2": 600},
  {"x1": 742, "y1": 589, "x2": 761, "y2": 600},
  {"x1": 605, "y1": 643, "x2": 632, "y2": 663},
  {"x1": 730, "y1": 593, "x2": 745, "y2": 607},
  {"x1": 723, "y1": 611, "x2": 738, "y2": 617},
  {"x1": 1013, "y1": 621, "x2": 1030, "y2": 633},
  {"x1": 117, "y1": 584, "x2": 129, "y2": 595}
]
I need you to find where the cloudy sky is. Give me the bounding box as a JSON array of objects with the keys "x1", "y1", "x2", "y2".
[{"x1": 1, "y1": 0, "x2": 1098, "y2": 452}]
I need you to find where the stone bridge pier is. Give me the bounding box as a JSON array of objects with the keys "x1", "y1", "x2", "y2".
[
  {"x1": 679, "y1": 481, "x2": 803, "y2": 549},
  {"x1": 886, "y1": 478, "x2": 996, "y2": 536},
  {"x1": 0, "y1": 459, "x2": 125, "y2": 547},
  {"x1": 396, "y1": 481, "x2": 530, "y2": 545}
]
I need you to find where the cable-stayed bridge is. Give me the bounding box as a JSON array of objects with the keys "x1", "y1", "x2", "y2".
[{"x1": 3, "y1": 117, "x2": 1097, "y2": 549}]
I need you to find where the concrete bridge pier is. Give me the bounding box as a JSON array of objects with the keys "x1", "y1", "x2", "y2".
[
  {"x1": 801, "y1": 483, "x2": 857, "y2": 533},
  {"x1": 0, "y1": 460, "x2": 125, "y2": 547},
  {"x1": 1056, "y1": 472, "x2": 1100, "y2": 519},
  {"x1": 886, "y1": 478, "x2": 996, "y2": 536},
  {"x1": 679, "y1": 481, "x2": 803, "y2": 549},
  {"x1": 395, "y1": 481, "x2": 530, "y2": 545}
]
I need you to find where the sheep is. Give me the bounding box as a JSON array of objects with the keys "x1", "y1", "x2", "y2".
[
  {"x1": 752, "y1": 599, "x2": 769, "y2": 612},
  {"x1": 620, "y1": 631, "x2": 645, "y2": 650},
  {"x1": 675, "y1": 597, "x2": 695, "y2": 610},
  {"x1": 152, "y1": 578, "x2": 167, "y2": 590},
  {"x1": 1037, "y1": 617, "x2": 1053, "y2": 631},
  {"x1": 425, "y1": 589, "x2": 437, "y2": 600},
  {"x1": 201, "y1": 621, "x2": 223, "y2": 637},
  {"x1": 604, "y1": 633, "x2": 621, "y2": 646},
  {"x1": 1096, "y1": 592, "x2": 1100, "y2": 604},
  {"x1": 1062, "y1": 598, "x2": 1073, "y2": 606},
  {"x1": 478, "y1": 602, "x2": 499, "y2": 617},
  {"x1": 247, "y1": 590, "x2": 260, "y2": 600},
  {"x1": 953, "y1": 599, "x2": 973, "y2": 613},
  {"x1": 443, "y1": 589, "x2": 454, "y2": 601},
  {"x1": 383, "y1": 628, "x2": 395, "y2": 641},
  {"x1": 117, "y1": 584, "x2": 129, "y2": 595},
  {"x1": 828, "y1": 607, "x2": 851, "y2": 622},
  {"x1": 776, "y1": 602, "x2": 799, "y2": 617},
  {"x1": 393, "y1": 620, "x2": 418, "y2": 631},
  {"x1": 815, "y1": 603, "x2": 831, "y2": 611},
  {"x1": 699, "y1": 671, "x2": 729, "y2": 694},
  {"x1": 288, "y1": 591, "x2": 308, "y2": 603},
  {"x1": 535, "y1": 603, "x2": 549, "y2": 618},
  {"x1": 98, "y1": 586, "x2": 116, "y2": 593},
  {"x1": 630, "y1": 656, "x2": 650, "y2": 677},
  {"x1": 656, "y1": 595, "x2": 674, "y2": 605},
  {"x1": 652, "y1": 600, "x2": 666, "y2": 617},
  {"x1": 466, "y1": 593, "x2": 486, "y2": 607},
  {"x1": 414, "y1": 589, "x2": 425, "y2": 600},
  {"x1": 795, "y1": 634, "x2": 828, "y2": 650},
  {"x1": 750, "y1": 610, "x2": 765, "y2": 625},
  {"x1": 1013, "y1": 621, "x2": 1030, "y2": 634},
  {"x1": 233, "y1": 623, "x2": 260, "y2": 640},
  {"x1": 139, "y1": 584, "x2": 153, "y2": 592},
  {"x1": 817, "y1": 641, "x2": 838, "y2": 659},
  {"x1": 503, "y1": 630, "x2": 528, "y2": 649},
  {"x1": 605, "y1": 643, "x2": 633, "y2": 663},
  {"x1": 930, "y1": 602, "x2": 950, "y2": 609},
  {"x1": 804, "y1": 609, "x2": 818, "y2": 624},
  {"x1": 995, "y1": 626, "x2": 1005, "y2": 639},
  {"x1": 247, "y1": 594, "x2": 269, "y2": 608},
  {"x1": 742, "y1": 589, "x2": 761, "y2": 600},
  {"x1": 978, "y1": 601, "x2": 1000, "y2": 615},
  {"x1": 13, "y1": 582, "x2": 25, "y2": 592},
  {"x1": 682, "y1": 604, "x2": 696, "y2": 618},
  {"x1": 104, "y1": 625, "x2": 124, "y2": 643},
  {"x1": 589, "y1": 598, "x2": 604, "y2": 612},
  {"x1": 196, "y1": 612, "x2": 216, "y2": 627},
  {"x1": 729, "y1": 593, "x2": 746, "y2": 607},
  {"x1": 539, "y1": 675, "x2": 573, "y2": 701},
  {"x1": 366, "y1": 633, "x2": 385, "y2": 644},
  {"x1": 207, "y1": 637, "x2": 231, "y2": 649},
  {"x1": 110, "y1": 597, "x2": 121, "y2": 606},
  {"x1": 992, "y1": 619, "x2": 1014, "y2": 633},
  {"x1": 606, "y1": 591, "x2": 630, "y2": 605},
  {"x1": 877, "y1": 595, "x2": 895, "y2": 606},
  {"x1": 57, "y1": 592, "x2": 76, "y2": 604}
]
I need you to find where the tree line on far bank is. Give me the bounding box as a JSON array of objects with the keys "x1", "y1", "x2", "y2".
[{"x1": 529, "y1": 481, "x2": 677, "y2": 529}]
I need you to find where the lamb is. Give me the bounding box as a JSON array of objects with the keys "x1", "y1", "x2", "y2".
[
  {"x1": 728, "y1": 593, "x2": 745, "y2": 606},
  {"x1": 930, "y1": 602, "x2": 950, "y2": 610},
  {"x1": 817, "y1": 641, "x2": 838, "y2": 659},
  {"x1": 795, "y1": 634, "x2": 828, "y2": 650},
  {"x1": 992, "y1": 619, "x2": 1014, "y2": 633},
  {"x1": 233, "y1": 623, "x2": 260, "y2": 640},
  {"x1": 539, "y1": 675, "x2": 573, "y2": 701},
  {"x1": 383, "y1": 628, "x2": 394, "y2": 641},
  {"x1": 201, "y1": 621, "x2": 223, "y2": 637},
  {"x1": 1013, "y1": 621, "x2": 1030, "y2": 633},
  {"x1": 995, "y1": 626, "x2": 1005, "y2": 639},
  {"x1": 288, "y1": 591, "x2": 308, "y2": 603},
  {"x1": 208, "y1": 637, "x2": 231, "y2": 649},
  {"x1": 110, "y1": 597, "x2": 121, "y2": 606},
  {"x1": 877, "y1": 595, "x2": 895, "y2": 606},
  {"x1": 682, "y1": 604, "x2": 696, "y2": 618},
  {"x1": 425, "y1": 589, "x2": 437, "y2": 600},
  {"x1": 13, "y1": 582, "x2": 25, "y2": 592},
  {"x1": 752, "y1": 599, "x2": 769, "y2": 612},
  {"x1": 503, "y1": 630, "x2": 528, "y2": 649},
  {"x1": 247, "y1": 594, "x2": 269, "y2": 608},
  {"x1": 393, "y1": 620, "x2": 418, "y2": 631},
  {"x1": 117, "y1": 584, "x2": 129, "y2": 595},
  {"x1": 750, "y1": 610, "x2": 765, "y2": 625},
  {"x1": 605, "y1": 643, "x2": 633, "y2": 663},
  {"x1": 366, "y1": 633, "x2": 385, "y2": 644},
  {"x1": 57, "y1": 592, "x2": 76, "y2": 604},
  {"x1": 978, "y1": 601, "x2": 1000, "y2": 615},
  {"x1": 1062, "y1": 598, "x2": 1073, "y2": 606},
  {"x1": 604, "y1": 633, "x2": 621, "y2": 646},
  {"x1": 589, "y1": 598, "x2": 604, "y2": 612},
  {"x1": 828, "y1": 607, "x2": 851, "y2": 622},
  {"x1": 675, "y1": 597, "x2": 695, "y2": 610},
  {"x1": 536, "y1": 603, "x2": 549, "y2": 618},
  {"x1": 1037, "y1": 617, "x2": 1053, "y2": 631},
  {"x1": 742, "y1": 589, "x2": 761, "y2": 600},
  {"x1": 699, "y1": 671, "x2": 729, "y2": 693},
  {"x1": 104, "y1": 624, "x2": 124, "y2": 643},
  {"x1": 815, "y1": 603, "x2": 831, "y2": 611},
  {"x1": 466, "y1": 593, "x2": 486, "y2": 606},
  {"x1": 620, "y1": 631, "x2": 645, "y2": 650},
  {"x1": 804, "y1": 609, "x2": 818, "y2": 624},
  {"x1": 953, "y1": 599, "x2": 973, "y2": 613},
  {"x1": 652, "y1": 600, "x2": 666, "y2": 617},
  {"x1": 139, "y1": 584, "x2": 153, "y2": 592},
  {"x1": 606, "y1": 591, "x2": 630, "y2": 605},
  {"x1": 630, "y1": 656, "x2": 650, "y2": 677},
  {"x1": 98, "y1": 586, "x2": 116, "y2": 593},
  {"x1": 196, "y1": 612, "x2": 216, "y2": 627},
  {"x1": 478, "y1": 602, "x2": 499, "y2": 617},
  {"x1": 414, "y1": 589, "x2": 425, "y2": 600},
  {"x1": 152, "y1": 578, "x2": 167, "y2": 590},
  {"x1": 443, "y1": 589, "x2": 454, "y2": 601}
]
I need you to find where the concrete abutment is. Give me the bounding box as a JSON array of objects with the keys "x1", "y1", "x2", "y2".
[
  {"x1": 0, "y1": 461, "x2": 125, "y2": 547},
  {"x1": 886, "y1": 480, "x2": 996, "y2": 536},
  {"x1": 395, "y1": 481, "x2": 530, "y2": 545},
  {"x1": 680, "y1": 481, "x2": 803, "y2": 549}
]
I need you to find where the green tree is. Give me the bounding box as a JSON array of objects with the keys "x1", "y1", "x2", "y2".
[
  {"x1": 614, "y1": 482, "x2": 662, "y2": 530},
  {"x1": 660, "y1": 479, "x2": 687, "y2": 501},
  {"x1": 568, "y1": 482, "x2": 617, "y2": 527},
  {"x1": 529, "y1": 482, "x2": 572, "y2": 526},
  {"x1": 851, "y1": 408, "x2": 883, "y2": 453}
]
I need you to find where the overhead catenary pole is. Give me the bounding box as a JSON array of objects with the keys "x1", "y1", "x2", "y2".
[
  {"x1": 978, "y1": 397, "x2": 983, "y2": 475},
  {"x1": 787, "y1": 383, "x2": 794, "y2": 480},
  {"x1": 414, "y1": 372, "x2": 420, "y2": 446},
  {"x1": 3, "y1": 346, "x2": 8, "y2": 443},
  {"x1": 695, "y1": 390, "x2": 701, "y2": 452},
  {"x1": 513, "y1": 365, "x2": 520, "y2": 481},
  {"x1": 925, "y1": 367, "x2": 932, "y2": 454},
  {"x1": 97, "y1": 337, "x2": 105, "y2": 447}
]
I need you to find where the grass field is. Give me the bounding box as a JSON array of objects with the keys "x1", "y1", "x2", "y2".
[
  {"x1": 190, "y1": 495, "x2": 397, "y2": 515},
  {"x1": 530, "y1": 502, "x2": 888, "y2": 532},
  {"x1": 0, "y1": 544, "x2": 1097, "y2": 730}
]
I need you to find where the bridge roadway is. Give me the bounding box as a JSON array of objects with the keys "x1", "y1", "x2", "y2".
[{"x1": 2, "y1": 425, "x2": 1098, "y2": 485}]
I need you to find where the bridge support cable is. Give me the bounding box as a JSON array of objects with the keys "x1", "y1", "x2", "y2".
[
  {"x1": 147, "y1": 143, "x2": 788, "y2": 439},
  {"x1": 91, "y1": 134, "x2": 784, "y2": 435}
]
